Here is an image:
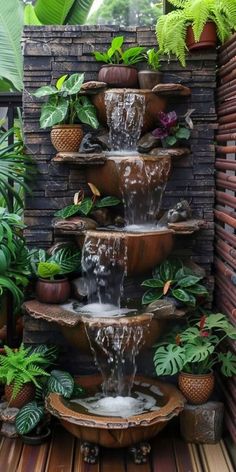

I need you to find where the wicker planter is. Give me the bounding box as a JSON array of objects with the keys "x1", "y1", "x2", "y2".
[
  {"x1": 98, "y1": 65, "x2": 138, "y2": 88},
  {"x1": 178, "y1": 371, "x2": 215, "y2": 405},
  {"x1": 5, "y1": 382, "x2": 35, "y2": 408},
  {"x1": 138, "y1": 70, "x2": 162, "y2": 90},
  {"x1": 50, "y1": 125, "x2": 84, "y2": 152},
  {"x1": 186, "y1": 22, "x2": 217, "y2": 51},
  {"x1": 35, "y1": 278, "x2": 71, "y2": 304}
]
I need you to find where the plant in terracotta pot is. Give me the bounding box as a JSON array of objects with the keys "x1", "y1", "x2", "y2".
[
  {"x1": 141, "y1": 259, "x2": 208, "y2": 308},
  {"x1": 93, "y1": 35, "x2": 146, "y2": 87},
  {"x1": 154, "y1": 313, "x2": 236, "y2": 404},
  {"x1": 156, "y1": 0, "x2": 236, "y2": 66},
  {"x1": 151, "y1": 111, "x2": 191, "y2": 148},
  {"x1": 0, "y1": 344, "x2": 50, "y2": 408},
  {"x1": 138, "y1": 48, "x2": 162, "y2": 90},
  {"x1": 30, "y1": 245, "x2": 81, "y2": 304},
  {"x1": 33, "y1": 73, "x2": 99, "y2": 152}
]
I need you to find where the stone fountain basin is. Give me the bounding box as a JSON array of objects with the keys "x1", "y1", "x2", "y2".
[
  {"x1": 91, "y1": 89, "x2": 166, "y2": 134},
  {"x1": 86, "y1": 154, "x2": 172, "y2": 199},
  {"x1": 76, "y1": 229, "x2": 174, "y2": 277},
  {"x1": 45, "y1": 375, "x2": 185, "y2": 448}
]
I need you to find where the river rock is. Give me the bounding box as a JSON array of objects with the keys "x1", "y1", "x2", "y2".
[
  {"x1": 80, "y1": 133, "x2": 104, "y2": 153},
  {"x1": 90, "y1": 208, "x2": 113, "y2": 226},
  {"x1": 54, "y1": 216, "x2": 98, "y2": 232},
  {"x1": 180, "y1": 402, "x2": 224, "y2": 443},
  {"x1": 0, "y1": 422, "x2": 18, "y2": 438},
  {"x1": 0, "y1": 405, "x2": 19, "y2": 423},
  {"x1": 81, "y1": 81, "x2": 107, "y2": 93},
  {"x1": 138, "y1": 133, "x2": 160, "y2": 153}
]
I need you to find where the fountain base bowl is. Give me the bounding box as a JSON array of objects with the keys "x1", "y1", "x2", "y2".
[{"x1": 45, "y1": 375, "x2": 185, "y2": 449}]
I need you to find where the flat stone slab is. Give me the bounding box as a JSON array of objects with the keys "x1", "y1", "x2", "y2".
[
  {"x1": 54, "y1": 216, "x2": 98, "y2": 232},
  {"x1": 81, "y1": 81, "x2": 107, "y2": 94},
  {"x1": 53, "y1": 152, "x2": 107, "y2": 165},
  {"x1": 24, "y1": 300, "x2": 81, "y2": 327},
  {"x1": 150, "y1": 147, "x2": 191, "y2": 158},
  {"x1": 152, "y1": 83, "x2": 191, "y2": 96},
  {"x1": 180, "y1": 402, "x2": 224, "y2": 443},
  {"x1": 168, "y1": 219, "x2": 207, "y2": 234}
]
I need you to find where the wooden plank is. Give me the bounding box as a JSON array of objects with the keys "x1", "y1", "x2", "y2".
[
  {"x1": 173, "y1": 436, "x2": 196, "y2": 472},
  {"x1": 187, "y1": 444, "x2": 202, "y2": 472},
  {"x1": 45, "y1": 425, "x2": 75, "y2": 472},
  {"x1": 198, "y1": 443, "x2": 234, "y2": 472},
  {"x1": 0, "y1": 437, "x2": 23, "y2": 472},
  {"x1": 17, "y1": 443, "x2": 49, "y2": 472},
  {"x1": 73, "y1": 439, "x2": 100, "y2": 472},
  {"x1": 152, "y1": 436, "x2": 177, "y2": 472},
  {"x1": 101, "y1": 448, "x2": 125, "y2": 472}
]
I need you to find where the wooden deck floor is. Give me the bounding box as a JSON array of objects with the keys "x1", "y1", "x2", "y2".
[{"x1": 0, "y1": 424, "x2": 234, "y2": 472}]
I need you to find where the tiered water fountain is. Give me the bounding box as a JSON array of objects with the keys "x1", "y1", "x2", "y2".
[{"x1": 24, "y1": 86, "x2": 194, "y2": 463}]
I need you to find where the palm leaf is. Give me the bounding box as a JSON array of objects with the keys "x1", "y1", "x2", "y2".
[
  {"x1": 66, "y1": 0, "x2": 94, "y2": 24},
  {"x1": 0, "y1": 0, "x2": 23, "y2": 91},
  {"x1": 34, "y1": 0, "x2": 75, "y2": 25}
]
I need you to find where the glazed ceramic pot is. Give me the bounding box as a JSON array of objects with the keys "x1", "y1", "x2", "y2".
[
  {"x1": 50, "y1": 124, "x2": 84, "y2": 152},
  {"x1": 186, "y1": 22, "x2": 217, "y2": 51},
  {"x1": 138, "y1": 70, "x2": 162, "y2": 90},
  {"x1": 98, "y1": 65, "x2": 138, "y2": 88},
  {"x1": 178, "y1": 371, "x2": 215, "y2": 405},
  {"x1": 36, "y1": 278, "x2": 71, "y2": 304},
  {"x1": 5, "y1": 382, "x2": 35, "y2": 408}
]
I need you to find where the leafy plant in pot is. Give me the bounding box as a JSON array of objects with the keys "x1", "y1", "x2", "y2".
[
  {"x1": 156, "y1": 0, "x2": 236, "y2": 67},
  {"x1": 93, "y1": 35, "x2": 146, "y2": 87},
  {"x1": 154, "y1": 313, "x2": 236, "y2": 404},
  {"x1": 33, "y1": 73, "x2": 99, "y2": 152},
  {"x1": 151, "y1": 111, "x2": 191, "y2": 148},
  {"x1": 30, "y1": 244, "x2": 81, "y2": 304},
  {"x1": 138, "y1": 48, "x2": 163, "y2": 90}
]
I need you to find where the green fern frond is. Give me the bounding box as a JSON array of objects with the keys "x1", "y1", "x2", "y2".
[{"x1": 156, "y1": 11, "x2": 188, "y2": 67}]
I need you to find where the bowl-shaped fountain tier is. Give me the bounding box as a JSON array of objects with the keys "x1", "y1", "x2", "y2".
[
  {"x1": 91, "y1": 88, "x2": 166, "y2": 134},
  {"x1": 46, "y1": 375, "x2": 185, "y2": 451}
]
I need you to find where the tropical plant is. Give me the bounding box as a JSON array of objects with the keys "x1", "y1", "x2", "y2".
[
  {"x1": 156, "y1": 0, "x2": 236, "y2": 66},
  {"x1": 30, "y1": 244, "x2": 81, "y2": 281},
  {"x1": 154, "y1": 313, "x2": 236, "y2": 376},
  {"x1": 0, "y1": 344, "x2": 50, "y2": 399},
  {"x1": 93, "y1": 36, "x2": 146, "y2": 65},
  {"x1": 55, "y1": 182, "x2": 120, "y2": 220},
  {"x1": 0, "y1": 0, "x2": 94, "y2": 91},
  {"x1": 141, "y1": 259, "x2": 208, "y2": 308},
  {"x1": 0, "y1": 129, "x2": 33, "y2": 209},
  {"x1": 33, "y1": 73, "x2": 99, "y2": 129},
  {"x1": 146, "y1": 48, "x2": 162, "y2": 71},
  {"x1": 152, "y1": 111, "x2": 191, "y2": 148}
]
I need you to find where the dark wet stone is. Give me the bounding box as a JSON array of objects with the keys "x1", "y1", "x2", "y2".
[
  {"x1": 138, "y1": 133, "x2": 160, "y2": 153},
  {"x1": 79, "y1": 133, "x2": 104, "y2": 153}
]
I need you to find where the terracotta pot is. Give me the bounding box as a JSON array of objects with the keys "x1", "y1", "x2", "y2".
[
  {"x1": 178, "y1": 371, "x2": 215, "y2": 405},
  {"x1": 138, "y1": 70, "x2": 162, "y2": 89},
  {"x1": 50, "y1": 125, "x2": 84, "y2": 153},
  {"x1": 35, "y1": 278, "x2": 71, "y2": 304},
  {"x1": 98, "y1": 65, "x2": 138, "y2": 88},
  {"x1": 91, "y1": 89, "x2": 166, "y2": 134},
  {"x1": 186, "y1": 22, "x2": 217, "y2": 51},
  {"x1": 5, "y1": 382, "x2": 35, "y2": 408}
]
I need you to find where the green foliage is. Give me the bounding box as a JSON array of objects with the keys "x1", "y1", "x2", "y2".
[
  {"x1": 156, "y1": 0, "x2": 236, "y2": 67},
  {"x1": 30, "y1": 244, "x2": 81, "y2": 280},
  {"x1": 37, "y1": 262, "x2": 61, "y2": 280},
  {"x1": 93, "y1": 36, "x2": 146, "y2": 66},
  {"x1": 47, "y1": 370, "x2": 74, "y2": 398},
  {"x1": 0, "y1": 344, "x2": 50, "y2": 400},
  {"x1": 153, "y1": 313, "x2": 236, "y2": 376},
  {"x1": 146, "y1": 49, "x2": 162, "y2": 71},
  {"x1": 15, "y1": 401, "x2": 44, "y2": 435},
  {"x1": 141, "y1": 259, "x2": 208, "y2": 308},
  {"x1": 34, "y1": 73, "x2": 99, "y2": 129}
]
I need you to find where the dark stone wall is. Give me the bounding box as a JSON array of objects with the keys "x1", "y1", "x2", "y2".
[{"x1": 23, "y1": 26, "x2": 216, "y2": 372}]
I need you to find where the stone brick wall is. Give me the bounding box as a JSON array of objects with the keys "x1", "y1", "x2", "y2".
[{"x1": 23, "y1": 26, "x2": 216, "y2": 372}]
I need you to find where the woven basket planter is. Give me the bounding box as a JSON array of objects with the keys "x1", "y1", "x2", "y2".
[
  {"x1": 5, "y1": 382, "x2": 35, "y2": 408},
  {"x1": 178, "y1": 371, "x2": 215, "y2": 405},
  {"x1": 50, "y1": 124, "x2": 84, "y2": 152}
]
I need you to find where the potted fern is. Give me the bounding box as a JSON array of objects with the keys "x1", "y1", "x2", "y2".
[
  {"x1": 154, "y1": 313, "x2": 236, "y2": 404},
  {"x1": 33, "y1": 73, "x2": 99, "y2": 152},
  {"x1": 156, "y1": 0, "x2": 236, "y2": 67},
  {"x1": 138, "y1": 49, "x2": 163, "y2": 90},
  {"x1": 30, "y1": 244, "x2": 81, "y2": 304}
]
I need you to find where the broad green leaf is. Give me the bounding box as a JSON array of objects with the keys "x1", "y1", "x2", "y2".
[
  {"x1": 77, "y1": 197, "x2": 94, "y2": 215},
  {"x1": 204, "y1": 313, "x2": 232, "y2": 331},
  {"x1": 180, "y1": 327, "x2": 200, "y2": 342},
  {"x1": 122, "y1": 46, "x2": 146, "y2": 65},
  {"x1": 159, "y1": 260, "x2": 173, "y2": 281},
  {"x1": 165, "y1": 136, "x2": 177, "y2": 146},
  {"x1": 56, "y1": 74, "x2": 68, "y2": 90},
  {"x1": 0, "y1": 0, "x2": 23, "y2": 91},
  {"x1": 47, "y1": 370, "x2": 74, "y2": 398},
  {"x1": 154, "y1": 344, "x2": 185, "y2": 376},
  {"x1": 219, "y1": 352, "x2": 236, "y2": 377},
  {"x1": 33, "y1": 85, "x2": 58, "y2": 98},
  {"x1": 61, "y1": 73, "x2": 84, "y2": 95},
  {"x1": 186, "y1": 284, "x2": 208, "y2": 295},
  {"x1": 34, "y1": 0, "x2": 75, "y2": 24},
  {"x1": 111, "y1": 36, "x2": 124, "y2": 52},
  {"x1": 175, "y1": 127, "x2": 190, "y2": 140},
  {"x1": 55, "y1": 204, "x2": 80, "y2": 219},
  {"x1": 24, "y1": 4, "x2": 42, "y2": 25},
  {"x1": 178, "y1": 275, "x2": 202, "y2": 288},
  {"x1": 51, "y1": 246, "x2": 81, "y2": 274},
  {"x1": 15, "y1": 402, "x2": 44, "y2": 435},
  {"x1": 40, "y1": 96, "x2": 68, "y2": 128},
  {"x1": 75, "y1": 96, "x2": 99, "y2": 129},
  {"x1": 185, "y1": 342, "x2": 214, "y2": 363},
  {"x1": 172, "y1": 288, "x2": 190, "y2": 303},
  {"x1": 93, "y1": 51, "x2": 109, "y2": 63},
  {"x1": 141, "y1": 279, "x2": 164, "y2": 288},
  {"x1": 37, "y1": 261, "x2": 61, "y2": 279},
  {"x1": 66, "y1": 0, "x2": 94, "y2": 25},
  {"x1": 95, "y1": 196, "x2": 120, "y2": 208},
  {"x1": 224, "y1": 325, "x2": 236, "y2": 340},
  {"x1": 142, "y1": 289, "x2": 163, "y2": 305}
]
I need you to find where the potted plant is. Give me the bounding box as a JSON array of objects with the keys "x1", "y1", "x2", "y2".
[
  {"x1": 0, "y1": 344, "x2": 50, "y2": 408},
  {"x1": 138, "y1": 48, "x2": 162, "y2": 90},
  {"x1": 151, "y1": 111, "x2": 191, "y2": 148},
  {"x1": 141, "y1": 259, "x2": 208, "y2": 308},
  {"x1": 156, "y1": 0, "x2": 236, "y2": 67},
  {"x1": 154, "y1": 313, "x2": 236, "y2": 404},
  {"x1": 30, "y1": 244, "x2": 81, "y2": 304},
  {"x1": 33, "y1": 73, "x2": 99, "y2": 152},
  {"x1": 93, "y1": 35, "x2": 146, "y2": 87}
]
